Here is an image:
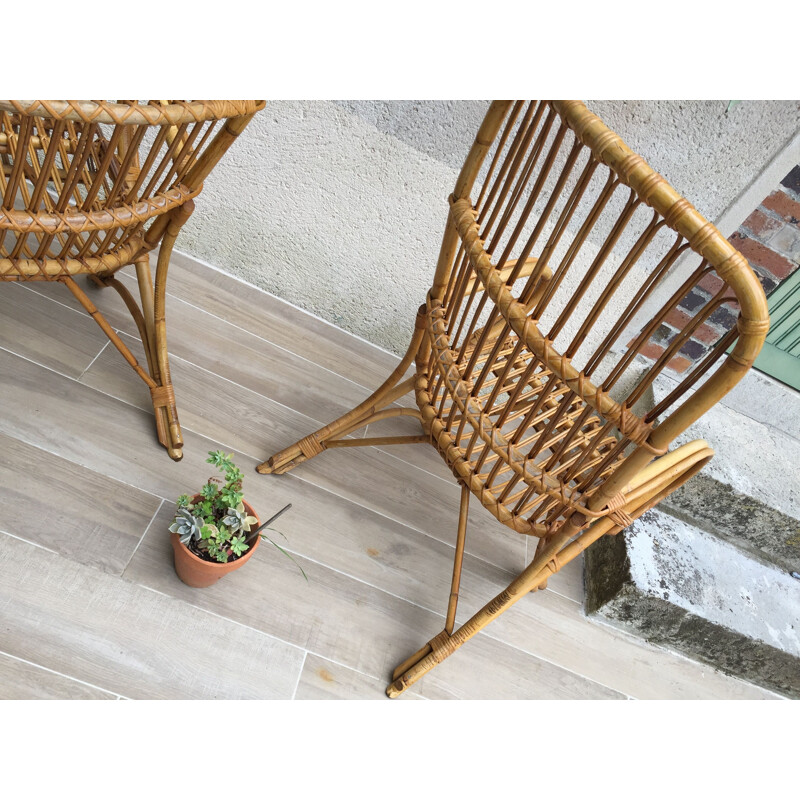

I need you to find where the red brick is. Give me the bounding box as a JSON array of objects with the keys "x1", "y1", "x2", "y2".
[
  {"x1": 742, "y1": 208, "x2": 783, "y2": 239},
  {"x1": 667, "y1": 356, "x2": 693, "y2": 374},
  {"x1": 693, "y1": 323, "x2": 721, "y2": 345},
  {"x1": 663, "y1": 306, "x2": 692, "y2": 332},
  {"x1": 639, "y1": 342, "x2": 666, "y2": 361},
  {"x1": 762, "y1": 190, "x2": 800, "y2": 224},
  {"x1": 730, "y1": 233, "x2": 796, "y2": 281},
  {"x1": 698, "y1": 271, "x2": 724, "y2": 295},
  {"x1": 697, "y1": 271, "x2": 736, "y2": 300}
]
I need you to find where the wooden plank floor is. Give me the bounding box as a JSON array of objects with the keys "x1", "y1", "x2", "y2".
[{"x1": 0, "y1": 252, "x2": 781, "y2": 700}]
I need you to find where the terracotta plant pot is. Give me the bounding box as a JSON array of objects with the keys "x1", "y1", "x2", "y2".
[{"x1": 171, "y1": 498, "x2": 261, "y2": 588}]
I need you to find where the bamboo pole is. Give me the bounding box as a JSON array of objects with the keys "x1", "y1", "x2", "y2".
[{"x1": 445, "y1": 484, "x2": 470, "y2": 635}]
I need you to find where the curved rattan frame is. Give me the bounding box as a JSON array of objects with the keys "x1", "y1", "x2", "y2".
[
  {"x1": 256, "y1": 100, "x2": 769, "y2": 697},
  {"x1": 0, "y1": 99, "x2": 264, "y2": 459}
]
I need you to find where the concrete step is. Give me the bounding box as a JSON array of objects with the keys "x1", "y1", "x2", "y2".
[
  {"x1": 585, "y1": 362, "x2": 800, "y2": 698},
  {"x1": 662, "y1": 474, "x2": 800, "y2": 577},
  {"x1": 585, "y1": 500, "x2": 800, "y2": 698},
  {"x1": 585, "y1": 474, "x2": 800, "y2": 699}
]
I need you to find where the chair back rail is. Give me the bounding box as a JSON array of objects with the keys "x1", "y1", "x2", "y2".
[{"x1": 0, "y1": 100, "x2": 264, "y2": 274}]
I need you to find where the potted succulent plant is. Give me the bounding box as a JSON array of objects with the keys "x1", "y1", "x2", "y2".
[{"x1": 169, "y1": 450, "x2": 302, "y2": 588}]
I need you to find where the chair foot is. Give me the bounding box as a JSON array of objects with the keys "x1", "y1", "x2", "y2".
[
  {"x1": 387, "y1": 631, "x2": 452, "y2": 698},
  {"x1": 150, "y1": 384, "x2": 183, "y2": 461},
  {"x1": 388, "y1": 482, "x2": 469, "y2": 697},
  {"x1": 256, "y1": 451, "x2": 307, "y2": 475},
  {"x1": 390, "y1": 641, "x2": 433, "y2": 683},
  {"x1": 386, "y1": 514, "x2": 599, "y2": 698},
  {"x1": 257, "y1": 433, "x2": 322, "y2": 475},
  {"x1": 60, "y1": 271, "x2": 185, "y2": 461},
  {"x1": 153, "y1": 400, "x2": 183, "y2": 461}
]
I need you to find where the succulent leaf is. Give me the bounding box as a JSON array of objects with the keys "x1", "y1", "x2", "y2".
[
  {"x1": 200, "y1": 483, "x2": 219, "y2": 500},
  {"x1": 170, "y1": 509, "x2": 205, "y2": 545},
  {"x1": 230, "y1": 535, "x2": 248, "y2": 557},
  {"x1": 200, "y1": 523, "x2": 219, "y2": 540},
  {"x1": 222, "y1": 502, "x2": 257, "y2": 533}
]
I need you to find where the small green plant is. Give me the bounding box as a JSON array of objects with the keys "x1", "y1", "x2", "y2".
[{"x1": 170, "y1": 450, "x2": 306, "y2": 579}]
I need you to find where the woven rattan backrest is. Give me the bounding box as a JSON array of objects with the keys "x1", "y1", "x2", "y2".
[
  {"x1": 0, "y1": 100, "x2": 264, "y2": 274},
  {"x1": 422, "y1": 100, "x2": 769, "y2": 535}
]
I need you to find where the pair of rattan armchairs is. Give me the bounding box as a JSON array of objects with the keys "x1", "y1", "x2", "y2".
[{"x1": 0, "y1": 100, "x2": 769, "y2": 697}]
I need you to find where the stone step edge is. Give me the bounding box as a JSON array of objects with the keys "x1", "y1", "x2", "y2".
[
  {"x1": 584, "y1": 533, "x2": 798, "y2": 699},
  {"x1": 659, "y1": 473, "x2": 800, "y2": 577}
]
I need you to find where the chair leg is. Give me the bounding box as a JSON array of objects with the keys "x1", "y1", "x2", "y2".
[
  {"x1": 61, "y1": 257, "x2": 184, "y2": 461},
  {"x1": 386, "y1": 512, "x2": 612, "y2": 698},
  {"x1": 388, "y1": 482, "x2": 470, "y2": 686},
  {"x1": 257, "y1": 314, "x2": 427, "y2": 476},
  {"x1": 149, "y1": 237, "x2": 184, "y2": 460},
  {"x1": 445, "y1": 483, "x2": 470, "y2": 635},
  {"x1": 532, "y1": 536, "x2": 550, "y2": 591}
]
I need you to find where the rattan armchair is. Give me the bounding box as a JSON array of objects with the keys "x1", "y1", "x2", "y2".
[
  {"x1": 257, "y1": 101, "x2": 769, "y2": 697},
  {"x1": 0, "y1": 100, "x2": 264, "y2": 459}
]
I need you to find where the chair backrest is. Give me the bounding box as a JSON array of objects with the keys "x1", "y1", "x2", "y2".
[
  {"x1": 0, "y1": 100, "x2": 264, "y2": 275},
  {"x1": 421, "y1": 100, "x2": 769, "y2": 536}
]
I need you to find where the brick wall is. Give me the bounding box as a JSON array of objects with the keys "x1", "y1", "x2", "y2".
[{"x1": 640, "y1": 165, "x2": 800, "y2": 375}]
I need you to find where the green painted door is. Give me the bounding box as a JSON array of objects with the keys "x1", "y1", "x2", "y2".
[{"x1": 753, "y1": 269, "x2": 800, "y2": 391}]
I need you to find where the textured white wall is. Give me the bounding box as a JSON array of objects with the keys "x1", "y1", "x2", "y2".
[{"x1": 177, "y1": 100, "x2": 800, "y2": 355}]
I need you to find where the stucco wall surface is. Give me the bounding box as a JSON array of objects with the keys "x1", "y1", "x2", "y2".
[{"x1": 177, "y1": 100, "x2": 800, "y2": 355}]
